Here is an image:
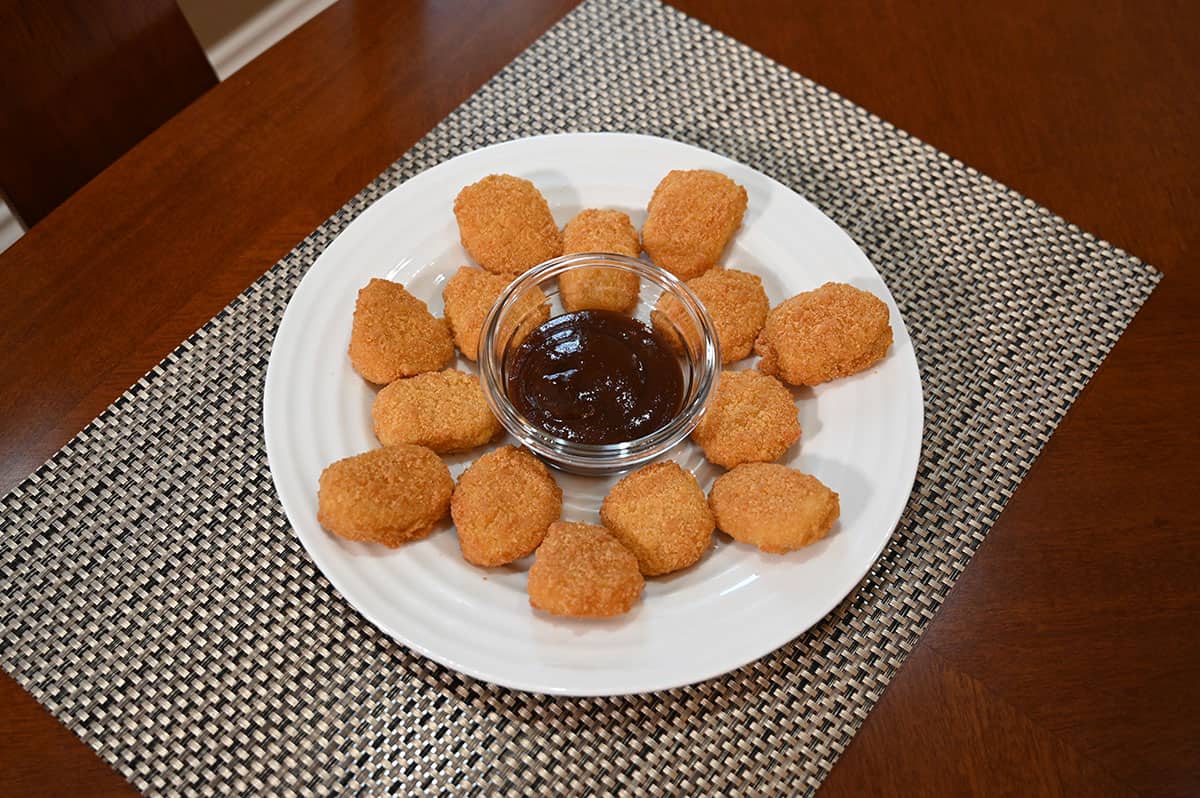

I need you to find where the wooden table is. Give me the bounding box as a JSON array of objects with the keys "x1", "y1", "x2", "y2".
[{"x1": 1, "y1": 1, "x2": 1195, "y2": 794}]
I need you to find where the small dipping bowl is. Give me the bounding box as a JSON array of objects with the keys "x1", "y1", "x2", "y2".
[{"x1": 479, "y1": 253, "x2": 720, "y2": 475}]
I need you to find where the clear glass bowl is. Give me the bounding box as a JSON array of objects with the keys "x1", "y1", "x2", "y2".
[{"x1": 479, "y1": 253, "x2": 720, "y2": 475}]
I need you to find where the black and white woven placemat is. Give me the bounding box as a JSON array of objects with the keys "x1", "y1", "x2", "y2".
[{"x1": 0, "y1": 1, "x2": 1160, "y2": 795}]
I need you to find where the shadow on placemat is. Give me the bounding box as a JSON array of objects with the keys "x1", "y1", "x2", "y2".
[{"x1": 0, "y1": 0, "x2": 1158, "y2": 795}]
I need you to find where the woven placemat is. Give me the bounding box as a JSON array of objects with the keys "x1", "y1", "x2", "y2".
[{"x1": 0, "y1": 1, "x2": 1159, "y2": 795}]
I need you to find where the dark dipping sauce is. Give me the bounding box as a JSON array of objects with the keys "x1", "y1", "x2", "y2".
[{"x1": 506, "y1": 310, "x2": 684, "y2": 445}]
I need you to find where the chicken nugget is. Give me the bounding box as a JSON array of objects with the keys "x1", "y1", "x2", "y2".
[
  {"x1": 453, "y1": 174, "x2": 562, "y2": 275},
  {"x1": 373, "y1": 369, "x2": 501, "y2": 453},
  {"x1": 653, "y1": 267, "x2": 769, "y2": 363},
  {"x1": 559, "y1": 209, "x2": 642, "y2": 313},
  {"x1": 348, "y1": 278, "x2": 454, "y2": 384},
  {"x1": 317, "y1": 445, "x2": 453, "y2": 548},
  {"x1": 709, "y1": 463, "x2": 839, "y2": 553},
  {"x1": 528, "y1": 522, "x2": 644, "y2": 618},
  {"x1": 754, "y1": 282, "x2": 892, "y2": 386},
  {"x1": 599, "y1": 461, "x2": 714, "y2": 576},
  {"x1": 451, "y1": 446, "x2": 563, "y2": 567},
  {"x1": 442, "y1": 266, "x2": 550, "y2": 361},
  {"x1": 641, "y1": 170, "x2": 748, "y2": 280},
  {"x1": 691, "y1": 370, "x2": 800, "y2": 468}
]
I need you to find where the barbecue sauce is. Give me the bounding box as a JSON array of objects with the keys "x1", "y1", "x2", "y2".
[{"x1": 506, "y1": 310, "x2": 684, "y2": 444}]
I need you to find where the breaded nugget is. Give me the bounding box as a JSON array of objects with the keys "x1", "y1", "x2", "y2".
[
  {"x1": 691, "y1": 370, "x2": 801, "y2": 468},
  {"x1": 641, "y1": 170, "x2": 748, "y2": 280},
  {"x1": 528, "y1": 522, "x2": 644, "y2": 618},
  {"x1": 451, "y1": 446, "x2": 563, "y2": 567},
  {"x1": 442, "y1": 266, "x2": 550, "y2": 361},
  {"x1": 562, "y1": 208, "x2": 640, "y2": 257},
  {"x1": 559, "y1": 209, "x2": 642, "y2": 313},
  {"x1": 754, "y1": 282, "x2": 892, "y2": 386},
  {"x1": 599, "y1": 461, "x2": 714, "y2": 576},
  {"x1": 653, "y1": 267, "x2": 769, "y2": 363},
  {"x1": 317, "y1": 445, "x2": 453, "y2": 548},
  {"x1": 453, "y1": 174, "x2": 562, "y2": 275},
  {"x1": 348, "y1": 278, "x2": 454, "y2": 384},
  {"x1": 372, "y1": 369, "x2": 501, "y2": 453},
  {"x1": 709, "y1": 463, "x2": 839, "y2": 553}
]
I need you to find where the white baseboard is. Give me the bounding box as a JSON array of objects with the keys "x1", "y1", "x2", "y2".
[
  {"x1": 0, "y1": 205, "x2": 22, "y2": 254},
  {"x1": 203, "y1": 0, "x2": 336, "y2": 80}
]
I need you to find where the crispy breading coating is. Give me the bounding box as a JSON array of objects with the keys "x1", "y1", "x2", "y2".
[
  {"x1": 451, "y1": 446, "x2": 563, "y2": 567},
  {"x1": 754, "y1": 282, "x2": 892, "y2": 386},
  {"x1": 641, "y1": 170, "x2": 748, "y2": 280},
  {"x1": 691, "y1": 370, "x2": 800, "y2": 468},
  {"x1": 372, "y1": 369, "x2": 501, "y2": 453},
  {"x1": 348, "y1": 278, "x2": 454, "y2": 384},
  {"x1": 528, "y1": 522, "x2": 644, "y2": 618},
  {"x1": 317, "y1": 445, "x2": 453, "y2": 548},
  {"x1": 442, "y1": 266, "x2": 550, "y2": 361},
  {"x1": 599, "y1": 461, "x2": 714, "y2": 576},
  {"x1": 653, "y1": 267, "x2": 769, "y2": 363},
  {"x1": 559, "y1": 209, "x2": 642, "y2": 313},
  {"x1": 453, "y1": 174, "x2": 562, "y2": 275},
  {"x1": 709, "y1": 463, "x2": 840, "y2": 553}
]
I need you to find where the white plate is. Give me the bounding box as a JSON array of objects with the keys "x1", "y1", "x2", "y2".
[{"x1": 264, "y1": 133, "x2": 923, "y2": 696}]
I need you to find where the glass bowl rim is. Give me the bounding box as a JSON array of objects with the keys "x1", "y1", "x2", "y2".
[{"x1": 477, "y1": 252, "x2": 721, "y2": 471}]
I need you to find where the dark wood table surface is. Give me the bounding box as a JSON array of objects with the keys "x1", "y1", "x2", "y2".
[{"x1": 1, "y1": 1, "x2": 1196, "y2": 795}]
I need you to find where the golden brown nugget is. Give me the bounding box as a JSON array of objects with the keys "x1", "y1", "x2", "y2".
[
  {"x1": 451, "y1": 446, "x2": 563, "y2": 567},
  {"x1": 442, "y1": 266, "x2": 508, "y2": 360},
  {"x1": 754, "y1": 282, "x2": 892, "y2": 386},
  {"x1": 453, "y1": 174, "x2": 562, "y2": 275},
  {"x1": 653, "y1": 267, "x2": 769, "y2": 363},
  {"x1": 528, "y1": 522, "x2": 644, "y2": 618},
  {"x1": 709, "y1": 463, "x2": 839, "y2": 553},
  {"x1": 599, "y1": 461, "x2": 715, "y2": 576},
  {"x1": 441, "y1": 266, "x2": 550, "y2": 361},
  {"x1": 348, "y1": 278, "x2": 454, "y2": 384},
  {"x1": 372, "y1": 369, "x2": 502, "y2": 453},
  {"x1": 691, "y1": 370, "x2": 801, "y2": 468},
  {"x1": 558, "y1": 209, "x2": 642, "y2": 313},
  {"x1": 317, "y1": 445, "x2": 453, "y2": 548},
  {"x1": 641, "y1": 170, "x2": 748, "y2": 280}
]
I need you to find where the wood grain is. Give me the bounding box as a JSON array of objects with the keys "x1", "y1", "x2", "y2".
[
  {"x1": 0, "y1": 0, "x2": 217, "y2": 227},
  {"x1": 820, "y1": 644, "x2": 1138, "y2": 797},
  {"x1": 1, "y1": 0, "x2": 1196, "y2": 795}
]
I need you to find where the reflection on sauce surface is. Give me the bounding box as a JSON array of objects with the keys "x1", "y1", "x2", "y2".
[{"x1": 505, "y1": 310, "x2": 684, "y2": 444}]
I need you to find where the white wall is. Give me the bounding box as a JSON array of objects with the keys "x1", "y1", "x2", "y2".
[{"x1": 0, "y1": 0, "x2": 336, "y2": 253}]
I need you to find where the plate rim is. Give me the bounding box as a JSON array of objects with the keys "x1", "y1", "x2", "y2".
[{"x1": 263, "y1": 131, "x2": 925, "y2": 696}]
